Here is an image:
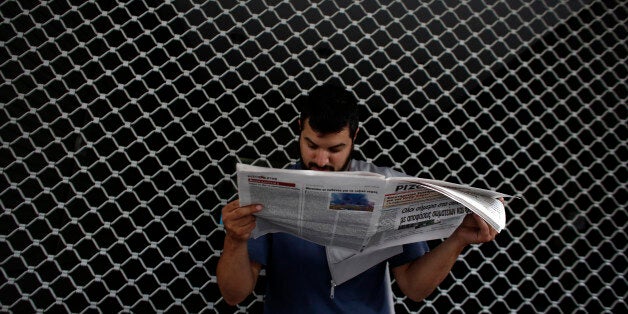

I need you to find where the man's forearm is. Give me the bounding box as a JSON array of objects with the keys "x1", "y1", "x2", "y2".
[
  {"x1": 393, "y1": 236, "x2": 466, "y2": 302},
  {"x1": 395, "y1": 213, "x2": 499, "y2": 302},
  {"x1": 216, "y1": 237, "x2": 259, "y2": 305}
]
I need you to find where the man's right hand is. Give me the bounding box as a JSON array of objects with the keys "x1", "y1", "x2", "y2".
[
  {"x1": 221, "y1": 200, "x2": 263, "y2": 243},
  {"x1": 217, "y1": 200, "x2": 264, "y2": 305}
]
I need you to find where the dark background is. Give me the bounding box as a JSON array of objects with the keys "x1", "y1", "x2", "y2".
[{"x1": 1, "y1": 0, "x2": 626, "y2": 313}]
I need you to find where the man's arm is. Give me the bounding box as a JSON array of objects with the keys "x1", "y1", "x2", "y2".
[
  {"x1": 216, "y1": 200, "x2": 263, "y2": 305},
  {"x1": 392, "y1": 212, "x2": 499, "y2": 302}
]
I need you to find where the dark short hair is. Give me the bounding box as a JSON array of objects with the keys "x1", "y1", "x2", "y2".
[{"x1": 298, "y1": 83, "x2": 359, "y2": 138}]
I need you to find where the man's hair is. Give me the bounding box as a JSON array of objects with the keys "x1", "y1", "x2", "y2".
[{"x1": 298, "y1": 83, "x2": 360, "y2": 138}]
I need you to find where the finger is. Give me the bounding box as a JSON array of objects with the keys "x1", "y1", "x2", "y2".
[
  {"x1": 238, "y1": 219, "x2": 257, "y2": 232},
  {"x1": 223, "y1": 199, "x2": 241, "y2": 213},
  {"x1": 227, "y1": 204, "x2": 263, "y2": 221},
  {"x1": 221, "y1": 200, "x2": 239, "y2": 218},
  {"x1": 224, "y1": 213, "x2": 256, "y2": 230},
  {"x1": 238, "y1": 204, "x2": 263, "y2": 216},
  {"x1": 471, "y1": 214, "x2": 492, "y2": 238},
  {"x1": 225, "y1": 221, "x2": 257, "y2": 241},
  {"x1": 231, "y1": 214, "x2": 257, "y2": 228},
  {"x1": 461, "y1": 213, "x2": 476, "y2": 226},
  {"x1": 471, "y1": 213, "x2": 488, "y2": 229}
]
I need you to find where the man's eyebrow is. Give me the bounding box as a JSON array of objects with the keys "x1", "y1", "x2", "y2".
[{"x1": 304, "y1": 136, "x2": 347, "y2": 150}]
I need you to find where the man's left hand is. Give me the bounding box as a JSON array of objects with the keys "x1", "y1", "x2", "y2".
[{"x1": 450, "y1": 197, "x2": 504, "y2": 246}]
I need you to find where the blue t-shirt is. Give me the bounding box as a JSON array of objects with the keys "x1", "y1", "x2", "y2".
[{"x1": 247, "y1": 160, "x2": 429, "y2": 313}]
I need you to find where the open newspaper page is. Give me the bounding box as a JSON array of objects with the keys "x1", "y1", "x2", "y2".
[
  {"x1": 363, "y1": 178, "x2": 509, "y2": 251},
  {"x1": 363, "y1": 182, "x2": 468, "y2": 251},
  {"x1": 412, "y1": 178, "x2": 508, "y2": 231},
  {"x1": 237, "y1": 163, "x2": 386, "y2": 252},
  {"x1": 237, "y1": 164, "x2": 509, "y2": 252}
]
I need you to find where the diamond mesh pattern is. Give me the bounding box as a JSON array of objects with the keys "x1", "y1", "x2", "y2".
[{"x1": 1, "y1": 0, "x2": 626, "y2": 313}]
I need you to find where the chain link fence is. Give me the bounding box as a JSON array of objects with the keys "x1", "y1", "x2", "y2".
[{"x1": 1, "y1": 0, "x2": 626, "y2": 313}]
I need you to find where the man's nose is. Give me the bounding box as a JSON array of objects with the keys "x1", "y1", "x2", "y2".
[{"x1": 313, "y1": 150, "x2": 329, "y2": 166}]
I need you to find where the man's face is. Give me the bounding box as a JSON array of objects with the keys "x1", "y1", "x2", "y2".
[{"x1": 299, "y1": 119, "x2": 355, "y2": 171}]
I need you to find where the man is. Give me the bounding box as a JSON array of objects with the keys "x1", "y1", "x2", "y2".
[{"x1": 217, "y1": 83, "x2": 500, "y2": 313}]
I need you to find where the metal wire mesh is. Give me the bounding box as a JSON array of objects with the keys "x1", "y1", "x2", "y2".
[{"x1": 1, "y1": 0, "x2": 626, "y2": 313}]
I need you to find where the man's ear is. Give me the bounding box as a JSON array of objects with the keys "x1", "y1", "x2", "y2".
[
  {"x1": 297, "y1": 119, "x2": 303, "y2": 135},
  {"x1": 353, "y1": 127, "x2": 360, "y2": 141}
]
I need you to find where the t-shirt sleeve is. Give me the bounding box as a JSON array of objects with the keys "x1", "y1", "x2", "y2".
[
  {"x1": 388, "y1": 241, "x2": 430, "y2": 268},
  {"x1": 247, "y1": 234, "x2": 271, "y2": 266}
]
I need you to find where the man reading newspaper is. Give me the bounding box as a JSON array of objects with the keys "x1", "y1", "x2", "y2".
[{"x1": 217, "y1": 83, "x2": 505, "y2": 313}]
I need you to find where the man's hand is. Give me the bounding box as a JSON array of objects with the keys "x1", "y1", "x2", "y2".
[
  {"x1": 221, "y1": 200, "x2": 262, "y2": 243},
  {"x1": 392, "y1": 198, "x2": 505, "y2": 302},
  {"x1": 450, "y1": 197, "x2": 504, "y2": 246},
  {"x1": 393, "y1": 212, "x2": 499, "y2": 302},
  {"x1": 450, "y1": 213, "x2": 498, "y2": 246},
  {"x1": 217, "y1": 199, "x2": 263, "y2": 305}
]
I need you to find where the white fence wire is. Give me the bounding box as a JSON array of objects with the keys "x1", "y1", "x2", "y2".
[{"x1": 1, "y1": 0, "x2": 626, "y2": 313}]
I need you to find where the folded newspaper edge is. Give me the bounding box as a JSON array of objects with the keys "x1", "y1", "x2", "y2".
[{"x1": 236, "y1": 163, "x2": 511, "y2": 285}]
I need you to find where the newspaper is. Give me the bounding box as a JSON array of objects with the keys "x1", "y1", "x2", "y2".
[{"x1": 237, "y1": 163, "x2": 509, "y2": 253}]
